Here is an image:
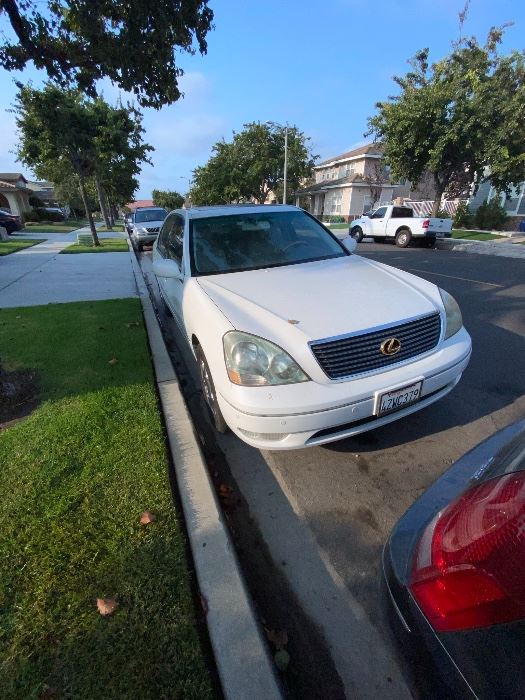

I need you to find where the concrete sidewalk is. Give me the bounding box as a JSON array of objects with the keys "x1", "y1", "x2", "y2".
[{"x1": 0, "y1": 227, "x2": 136, "y2": 308}]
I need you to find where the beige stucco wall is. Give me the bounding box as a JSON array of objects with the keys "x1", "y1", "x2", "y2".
[{"x1": 0, "y1": 190, "x2": 32, "y2": 220}]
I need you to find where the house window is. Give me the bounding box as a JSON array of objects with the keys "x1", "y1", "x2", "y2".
[
  {"x1": 344, "y1": 164, "x2": 355, "y2": 177},
  {"x1": 328, "y1": 191, "x2": 342, "y2": 213}
]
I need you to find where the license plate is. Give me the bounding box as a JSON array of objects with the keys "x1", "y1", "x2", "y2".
[{"x1": 376, "y1": 380, "x2": 423, "y2": 416}]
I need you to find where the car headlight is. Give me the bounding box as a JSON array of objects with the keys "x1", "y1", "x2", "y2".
[
  {"x1": 223, "y1": 331, "x2": 309, "y2": 386},
  {"x1": 439, "y1": 288, "x2": 463, "y2": 339}
]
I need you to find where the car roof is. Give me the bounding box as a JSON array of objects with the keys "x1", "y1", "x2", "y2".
[
  {"x1": 174, "y1": 204, "x2": 301, "y2": 220},
  {"x1": 135, "y1": 206, "x2": 166, "y2": 211}
]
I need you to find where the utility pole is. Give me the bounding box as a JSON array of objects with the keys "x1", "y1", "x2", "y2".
[{"x1": 283, "y1": 126, "x2": 288, "y2": 204}]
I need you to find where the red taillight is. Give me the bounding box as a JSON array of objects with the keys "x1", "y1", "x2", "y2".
[
  {"x1": 410, "y1": 471, "x2": 525, "y2": 632},
  {"x1": 422, "y1": 219, "x2": 430, "y2": 229}
]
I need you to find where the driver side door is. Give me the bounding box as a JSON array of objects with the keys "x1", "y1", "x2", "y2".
[
  {"x1": 369, "y1": 206, "x2": 388, "y2": 236},
  {"x1": 156, "y1": 213, "x2": 186, "y2": 329}
]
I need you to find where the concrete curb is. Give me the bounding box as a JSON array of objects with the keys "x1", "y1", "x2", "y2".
[
  {"x1": 127, "y1": 243, "x2": 283, "y2": 700},
  {"x1": 437, "y1": 237, "x2": 525, "y2": 258}
]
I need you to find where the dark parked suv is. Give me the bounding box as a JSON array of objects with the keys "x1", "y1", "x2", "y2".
[{"x1": 0, "y1": 209, "x2": 22, "y2": 234}]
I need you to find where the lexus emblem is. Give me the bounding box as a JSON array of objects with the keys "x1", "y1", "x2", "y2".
[{"x1": 380, "y1": 337, "x2": 401, "y2": 356}]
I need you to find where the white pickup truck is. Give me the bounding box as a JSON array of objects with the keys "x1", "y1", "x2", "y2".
[{"x1": 348, "y1": 205, "x2": 452, "y2": 248}]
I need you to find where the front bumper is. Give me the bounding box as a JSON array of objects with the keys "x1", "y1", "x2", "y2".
[
  {"x1": 217, "y1": 330, "x2": 471, "y2": 450},
  {"x1": 132, "y1": 232, "x2": 158, "y2": 244}
]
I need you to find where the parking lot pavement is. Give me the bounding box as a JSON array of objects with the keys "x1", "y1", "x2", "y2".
[{"x1": 139, "y1": 244, "x2": 525, "y2": 697}]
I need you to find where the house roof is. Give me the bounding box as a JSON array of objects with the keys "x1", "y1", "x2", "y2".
[
  {"x1": 125, "y1": 199, "x2": 154, "y2": 210},
  {"x1": 0, "y1": 173, "x2": 28, "y2": 183},
  {"x1": 0, "y1": 180, "x2": 16, "y2": 189},
  {"x1": 296, "y1": 173, "x2": 365, "y2": 194},
  {"x1": 315, "y1": 144, "x2": 383, "y2": 168}
]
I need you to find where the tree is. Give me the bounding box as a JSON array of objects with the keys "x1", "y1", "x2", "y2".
[
  {"x1": 367, "y1": 27, "x2": 525, "y2": 215},
  {"x1": 92, "y1": 99, "x2": 153, "y2": 228},
  {"x1": 362, "y1": 160, "x2": 389, "y2": 210},
  {"x1": 15, "y1": 84, "x2": 102, "y2": 243},
  {"x1": 14, "y1": 85, "x2": 152, "y2": 242},
  {"x1": 189, "y1": 122, "x2": 317, "y2": 205},
  {"x1": 0, "y1": 0, "x2": 213, "y2": 109},
  {"x1": 152, "y1": 190, "x2": 185, "y2": 210}
]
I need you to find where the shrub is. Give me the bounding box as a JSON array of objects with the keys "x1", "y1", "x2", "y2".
[
  {"x1": 453, "y1": 201, "x2": 473, "y2": 229},
  {"x1": 435, "y1": 209, "x2": 451, "y2": 219},
  {"x1": 474, "y1": 198, "x2": 509, "y2": 231},
  {"x1": 32, "y1": 207, "x2": 65, "y2": 222},
  {"x1": 324, "y1": 215, "x2": 345, "y2": 223},
  {"x1": 29, "y1": 195, "x2": 44, "y2": 208}
]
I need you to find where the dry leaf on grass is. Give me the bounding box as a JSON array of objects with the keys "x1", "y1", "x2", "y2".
[
  {"x1": 96, "y1": 597, "x2": 119, "y2": 616},
  {"x1": 108, "y1": 358, "x2": 118, "y2": 365},
  {"x1": 140, "y1": 511, "x2": 156, "y2": 525}
]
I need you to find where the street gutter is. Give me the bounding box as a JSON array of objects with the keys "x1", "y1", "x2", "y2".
[{"x1": 127, "y1": 243, "x2": 283, "y2": 700}]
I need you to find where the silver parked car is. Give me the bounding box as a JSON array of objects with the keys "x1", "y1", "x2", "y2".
[{"x1": 130, "y1": 207, "x2": 167, "y2": 251}]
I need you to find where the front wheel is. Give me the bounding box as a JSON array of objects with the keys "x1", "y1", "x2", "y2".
[
  {"x1": 350, "y1": 226, "x2": 363, "y2": 243},
  {"x1": 196, "y1": 347, "x2": 228, "y2": 433},
  {"x1": 395, "y1": 229, "x2": 412, "y2": 248}
]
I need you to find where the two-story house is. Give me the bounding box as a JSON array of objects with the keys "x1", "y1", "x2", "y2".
[{"x1": 294, "y1": 144, "x2": 414, "y2": 221}]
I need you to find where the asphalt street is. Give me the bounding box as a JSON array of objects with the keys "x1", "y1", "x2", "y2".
[{"x1": 140, "y1": 242, "x2": 525, "y2": 697}]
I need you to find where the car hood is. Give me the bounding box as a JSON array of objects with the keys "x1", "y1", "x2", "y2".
[
  {"x1": 136, "y1": 220, "x2": 164, "y2": 228},
  {"x1": 196, "y1": 255, "x2": 442, "y2": 347}
]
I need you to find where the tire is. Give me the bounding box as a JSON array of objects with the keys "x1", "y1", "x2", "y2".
[
  {"x1": 395, "y1": 229, "x2": 412, "y2": 248},
  {"x1": 350, "y1": 226, "x2": 364, "y2": 243},
  {"x1": 196, "y1": 347, "x2": 228, "y2": 433}
]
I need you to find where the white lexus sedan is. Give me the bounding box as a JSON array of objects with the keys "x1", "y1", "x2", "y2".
[{"x1": 152, "y1": 205, "x2": 471, "y2": 450}]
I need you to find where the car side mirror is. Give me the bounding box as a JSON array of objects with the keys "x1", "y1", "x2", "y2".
[
  {"x1": 152, "y1": 258, "x2": 183, "y2": 280},
  {"x1": 341, "y1": 236, "x2": 358, "y2": 253}
]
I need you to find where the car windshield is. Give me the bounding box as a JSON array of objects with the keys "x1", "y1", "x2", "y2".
[
  {"x1": 135, "y1": 208, "x2": 167, "y2": 223},
  {"x1": 190, "y1": 210, "x2": 346, "y2": 275}
]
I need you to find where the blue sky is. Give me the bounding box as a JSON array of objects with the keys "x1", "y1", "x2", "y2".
[{"x1": 0, "y1": 0, "x2": 524, "y2": 198}]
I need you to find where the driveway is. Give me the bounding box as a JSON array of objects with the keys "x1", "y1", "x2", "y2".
[
  {"x1": 0, "y1": 229, "x2": 136, "y2": 307},
  {"x1": 139, "y1": 243, "x2": 525, "y2": 697}
]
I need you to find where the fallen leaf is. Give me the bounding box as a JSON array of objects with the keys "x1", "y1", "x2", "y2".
[
  {"x1": 199, "y1": 593, "x2": 209, "y2": 615},
  {"x1": 218, "y1": 483, "x2": 237, "y2": 509},
  {"x1": 108, "y1": 358, "x2": 118, "y2": 365},
  {"x1": 265, "y1": 628, "x2": 288, "y2": 650},
  {"x1": 96, "y1": 597, "x2": 118, "y2": 616},
  {"x1": 140, "y1": 511, "x2": 156, "y2": 525}
]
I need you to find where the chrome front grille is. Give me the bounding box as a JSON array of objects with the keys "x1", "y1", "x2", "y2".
[
  {"x1": 146, "y1": 226, "x2": 160, "y2": 233},
  {"x1": 310, "y1": 313, "x2": 441, "y2": 380}
]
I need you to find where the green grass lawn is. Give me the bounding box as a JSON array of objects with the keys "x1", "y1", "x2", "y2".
[
  {"x1": 98, "y1": 224, "x2": 125, "y2": 232},
  {"x1": 0, "y1": 300, "x2": 214, "y2": 700},
  {"x1": 452, "y1": 229, "x2": 503, "y2": 241},
  {"x1": 22, "y1": 219, "x2": 87, "y2": 233},
  {"x1": 327, "y1": 223, "x2": 349, "y2": 229},
  {"x1": 0, "y1": 238, "x2": 44, "y2": 255},
  {"x1": 61, "y1": 237, "x2": 129, "y2": 254}
]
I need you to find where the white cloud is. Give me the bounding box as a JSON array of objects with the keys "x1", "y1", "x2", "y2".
[{"x1": 148, "y1": 113, "x2": 225, "y2": 158}]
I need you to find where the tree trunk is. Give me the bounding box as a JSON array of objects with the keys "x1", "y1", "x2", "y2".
[
  {"x1": 431, "y1": 177, "x2": 446, "y2": 217},
  {"x1": 106, "y1": 195, "x2": 115, "y2": 227},
  {"x1": 78, "y1": 175, "x2": 100, "y2": 246},
  {"x1": 95, "y1": 174, "x2": 112, "y2": 230}
]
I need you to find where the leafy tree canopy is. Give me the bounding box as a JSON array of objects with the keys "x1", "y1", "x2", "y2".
[
  {"x1": 0, "y1": 0, "x2": 213, "y2": 108},
  {"x1": 367, "y1": 26, "x2": 525, "y2": 215},
  {"x1": 14, "y1": 84, "x2": 152, "y2": 241},
  {"x1": 189, "y1": 122, "x2": 317, "y2": 205},
  {"x1": 152, "y1": 190, "x2": 185, "y2": 210}
]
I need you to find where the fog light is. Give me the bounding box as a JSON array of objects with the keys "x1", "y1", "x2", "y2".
[{"x1": 238, "y1": 429, "x2": 288, "y2": 442}]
